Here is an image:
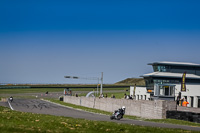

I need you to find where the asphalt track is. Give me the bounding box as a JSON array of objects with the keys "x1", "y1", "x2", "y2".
[{"x1": 2, "y1": 99, "x2": 200, "y2": 131}]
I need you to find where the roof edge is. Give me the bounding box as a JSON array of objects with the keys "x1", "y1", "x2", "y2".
[{"x1": 148, "y1": 61, "x2": 200, "y2": 67}]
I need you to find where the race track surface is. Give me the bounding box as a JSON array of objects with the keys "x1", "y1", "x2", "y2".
[{"x1": 3, "y1": 99, "x2": 200, "y2": 131}]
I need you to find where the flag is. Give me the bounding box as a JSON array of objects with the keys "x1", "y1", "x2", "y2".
[
  {"x1": 133, "y1": 84, "x2": 136, "y2": 98},
  {"x1": 181, "y1": 72, "x2": 186, "y2": 92}
]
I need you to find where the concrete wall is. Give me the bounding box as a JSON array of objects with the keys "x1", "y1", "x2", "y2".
[
  {"x1": 177, "y1": 106, "x2": 200, "y2": 113},
  {"x1": 64, "y1": 96, "x2": 176, "y2": 119}
]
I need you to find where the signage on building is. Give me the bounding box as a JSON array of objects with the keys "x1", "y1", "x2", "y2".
[
  {"x1": 181, "y1": 72, "x2": 186, "y2": 92},
  {"x1": 147, "y1": 89, "x2": 154, "y2": 93},
  {"x1": 133, "y1": 84, "x2": 136, "y2": 97}
]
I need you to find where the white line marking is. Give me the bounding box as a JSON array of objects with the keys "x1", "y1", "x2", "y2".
[{"x1": 7, "y1": 99, "x2": 14, "y2": 110}]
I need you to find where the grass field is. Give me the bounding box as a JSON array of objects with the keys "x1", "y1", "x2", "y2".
[
  {"x1": 0, "y1": 86, "x2": 129, "y2": 101},
  {"x1": 0, "y1": 87, "x2": 128, "y2": 94},
  {"x1": 0, "y1": 88, "x2": 65, "y2": 94},
  {"x1": 0, "y1": 106, "x2": 197, "y2": 133},
  {"x1": 78, "y1": 91, "x2": 128, "y2": 99}
]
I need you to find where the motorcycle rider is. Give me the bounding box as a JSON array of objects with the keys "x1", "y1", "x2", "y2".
[
  {"x1": 120, "y1": 106, "x2": 126, "y2": 117},
  {"x1": 115, "y1": 106, "x2": 126, "y2": 119},
  {"x1": 9, "y1": 96, "x2": 13, "y2": 102}
]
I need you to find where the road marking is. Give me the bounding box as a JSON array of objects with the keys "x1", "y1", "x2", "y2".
[{"x1": 7, "y1": 99, "x2": 14, "y2": 110}]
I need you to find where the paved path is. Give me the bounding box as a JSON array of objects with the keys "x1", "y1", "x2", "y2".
[
  {"x1": 0, "y1": 101, "x2": 9, "y2": 108},
  {"x1": 2, "y1": 99, "x2": 200, "y2": 131}
]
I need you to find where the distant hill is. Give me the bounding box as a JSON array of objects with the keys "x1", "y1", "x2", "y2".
[{"x1": 115, "y1": 78, "x2": 145, "y2": 86}]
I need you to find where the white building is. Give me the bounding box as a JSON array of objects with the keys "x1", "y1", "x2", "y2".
[
  {"x1": 131, "y1": 61, "x2": 200, "y2": 108},
  {"x1": 130, "y1": 86, "x2": 150, "y2": 100}
]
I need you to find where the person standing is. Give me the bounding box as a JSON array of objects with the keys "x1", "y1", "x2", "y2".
[
  {"x1": 176, "y1": 96, "x2": 180, "y2": 106},
  {"x1": 182, "y1": 99, "x2": 189, "y2": 107},
  {"x1": 124, "y1": 93, "x2": 127, "y2": 99},
  {"x1": 180, "y1": 98, "x2": 184, "y2": 106}
]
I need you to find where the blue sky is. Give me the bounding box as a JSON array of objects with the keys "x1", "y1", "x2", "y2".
[{"x1": 0, "y1": 0, "x2": 200, "y2": 84}]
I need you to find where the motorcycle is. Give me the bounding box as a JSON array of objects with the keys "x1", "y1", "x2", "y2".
[
  {"x1": 9, "y1": 97, "x2": 13, "y2": 102},
  {"x1": 110, "y1": 110, "x2": 123, "y2": 120}
]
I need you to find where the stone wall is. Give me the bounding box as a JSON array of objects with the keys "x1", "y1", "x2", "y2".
[
  {"x1": 177, "y1": 106, "x2": 200, "y2": 113},
  {"x1": 166, "y1": 106, "x2": 200, "y2": 123},
  {"x1": 64, "y1": 96, "x2": 176, "y2": 119},
  {"x1": 167, "y1": 110, "x2": 200, "y2": 123}
]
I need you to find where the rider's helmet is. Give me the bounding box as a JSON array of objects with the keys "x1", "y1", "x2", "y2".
[{"x1": 122, "y1": 106, "x2": 126, "y2": 110}]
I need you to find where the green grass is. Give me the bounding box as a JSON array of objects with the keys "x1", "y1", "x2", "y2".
[
  {"x1": 46, "y1": 99, "x2": 200, "y2": 128},
  {"x1": 115, "y1": 78, "x2": 145, "y2": 86},
  {"x1": 0, "y1": 106, "x2": 197, "y2": 133},
  {"x1": 0, "y1": 84, "x2": 130, "y2": 88},
  {"x1": 145, "y1": 119, "x2": 200, "y2": 128},
  {"x1": 0, "y1": 88, "x2": 64, "y2": 94},
  {"x1": 0, "y1": 87, "x2": 127, "y2": 94},
  {"x1": 78, "y1": 91, "x2": 128, "y2": 99},
  {"x1": 102, "y1": 92, "x2": 129, "y2": 99}
]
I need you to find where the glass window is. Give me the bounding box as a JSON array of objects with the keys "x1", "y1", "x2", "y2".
[
  {"x1": 164, "y1": 86, "x2": 169, "y2": 96},
  {"x1": 159, "y1": 86, "x2": 164, "y2": 96},
  {"x1": 162, "y1": 66, "x2": 166, "y2": 72},
  {"x1": 157, "y1": 85, "x2": 175, "y2": 96},
  {"x1": 153, "y1": 66, "x2": 158, "y2": 72},
  {"x1": 158, "y1": 66, "x2": 161, "y2": 72},
  {"x1": 184, "y1": 96, "x2": 187, "y2": 101},
  {"x1": 196, "y1": 70, "x2": 200, "y2": 75}
]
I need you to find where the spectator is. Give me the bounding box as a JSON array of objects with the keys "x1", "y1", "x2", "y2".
[
  {"x1": 111, "y1": 94, "x2": 115, "y2": 98},
  {"x1": 99, "y1": 93, "x2": 104, "y2": 99},
  {"x1": 126, "y1": 95, "x2": 130, "y2": 99},
  {"x1": 182, "y1": 99, "x2": 189, "y2": 107},
  {"x1": 180, "y1": 98, "x2": 184, "y2": 106},
  {"x1": 124, "y1": 93, "x2": 127, "y2": 99},
  {"x1": 176, "y1": 96, "x2": 180, "y2": 105},
  {"x1": 105, "y1": 94, "x2": 107, "y2": 98}
]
